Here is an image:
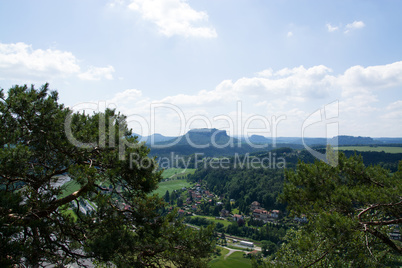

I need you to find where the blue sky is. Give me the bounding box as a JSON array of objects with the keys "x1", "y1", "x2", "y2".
[{"x1": 1, "y1": 0, "x2": 401, "y2": 137}]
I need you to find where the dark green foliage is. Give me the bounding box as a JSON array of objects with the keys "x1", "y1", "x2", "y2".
[
  {"x1": 342, "y1": 150, "x2": 402, "y2": 172},
  {"x1": 184, "y1": 217, "x2": 286, "y2": 243},
  {"x1": 0, "y1": 84, "x2": 215, "y2": 267},
  {"x1": 272, "y1": 151, "x2": 402, "y2": 267},
  {"x1": 261, "y1": 240, "x2": 277, "y2": 257},
  {"x1": 164, "y1": 190, "x2": 170, "y2": 203},
  {"x1": 188, "y1": 163, "x2": 285, "y2": 211}
]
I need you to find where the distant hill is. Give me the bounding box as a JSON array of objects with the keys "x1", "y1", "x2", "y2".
[
  {"x1": 134, "y1": 133, "x2": 178, "y2": 144},
  {"x1": 148, "y1": 128, "x2": 267, "y2": 158},
  {"x1": 135, "y1": 129, "x2": 402, "y2": 158},
  {"x1": 247, "y1": 134, "x2": 271, "y2": 144},
  {"x1": 152, "y1": 128, "x2": 241, "y2": 147},
  {"x1": 329, "y1": 135, "x2": 377, "y2": 146},
  {"x1": 373, "y1": 137, "x2": 402, "y2": 144}
]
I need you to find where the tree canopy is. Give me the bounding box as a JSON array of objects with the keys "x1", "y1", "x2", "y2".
[
  {"x1": 0, "y1": 84, "x2": 215, "y2": 267},
  {"x1": 271, "y1": 151, "x2": 402, "y2": 267}
]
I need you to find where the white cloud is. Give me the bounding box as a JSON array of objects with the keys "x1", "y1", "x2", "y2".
[
  {"x1": 386, "y1": 100, "x2": 402, "y2": 110},
  {"x1": 257, "y1": 68, "x2": 273, "y2": 77},
  {"x1": 0, "y1": 42, "x2": 115, "y2": 81},
  {"x1": 287, "y1": 31, "x2": 293, "y2": 37},
  {"x1": 344, "y1": 20, "x2": 365, "y2": 33},
  {"x1": 0, "y1": 42, "x2": 80, "y2": 79},
  {"x1": 382, "y1": 100, "x2": 402, "y2": 122},
  {"x1": 339, "y1": 61, "x2": 402, "y2": 96},
  {"x1": 326, "y1": 23, "x2": 339, "y2": 32},
  {"x1": 152, "y1": 65, "x2": 334, "y2": 109},
  {"x1": 78, "y1": 66, "x2": 115, "y2": 81},
  {"x1": 105, "y1": 62, "x2": 402, "y2": 137},
  {"x1": 111, "y1": 88, "x2": 143, "y2": 103},
  {"x1": 127, "y1": 0, "x2": 217, "y2": 38}
]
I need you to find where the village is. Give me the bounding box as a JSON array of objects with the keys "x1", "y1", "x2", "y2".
[{"x1": 170, "y1": 183, "x2": 282, "y2": 224}]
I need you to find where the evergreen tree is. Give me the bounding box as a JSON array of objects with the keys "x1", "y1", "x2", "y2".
[
  {"x1": 164, "y1": 190, "x2": 170, "y2": 203},
  {"x1": 225, "y1": 200, "x2": 232, "y2": 212},
  {"x1": 0, "y1": 84, "x2": 215, "y2": 267},
  {"x1": 271, "y1": 152, "x2": 402, "y2": 267}
]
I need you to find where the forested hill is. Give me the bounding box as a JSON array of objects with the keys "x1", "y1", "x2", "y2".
[
  {"x1": 186, "y1": 148, "x2": 402, "y2": 214},
  {"x1": 187, "y1": 160, "x2": 287, "y2": 213},
  {"x1": 186, "y1": 149, "x2": 316, "y2": 213},
  {"x1": 147, "y1": 129, "x2": 305, "y2": 157}
]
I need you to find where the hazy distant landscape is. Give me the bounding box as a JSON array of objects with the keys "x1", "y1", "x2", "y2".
[{"x1": 1, "y1": 0, "x2": 402, "y2": 267}]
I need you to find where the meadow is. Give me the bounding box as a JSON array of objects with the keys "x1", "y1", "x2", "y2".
[
  {"x1": 190, "y1": 215, "x2": 233, "y2": 228},
  {"x1": 161, "y1": 168, "x2": 196, "y2": 179},
  {"x1": 209, "y1": 248, "x2": 252, "y2": 268}
]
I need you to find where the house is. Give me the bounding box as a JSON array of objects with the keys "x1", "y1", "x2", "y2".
[
  {"x1": 259, "y1": 210, "x2": 270, "y2": 221},
  {"x1": 271, "y1": 210, "x2": 280, "y2": 218},
  {"x1": 253, "y1": 209, "x2": 270, "y2": 220},
  {"x1": 233, "y1": 214, "x2": 243, "y2": 221},
  {"x1": 250, "y1": 201, "x2": 261, "y2": 210},
  {"x1": 253, "y1": 209, "x2": 264, "y2": 217}
]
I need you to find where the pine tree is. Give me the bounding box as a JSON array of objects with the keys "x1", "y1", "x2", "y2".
[
  {"x1": 0, "y1": 84, "x2": 215, "y2": 267},
  {"x1": 271, "y1": 152, "x2": 402, "y2": 267}
]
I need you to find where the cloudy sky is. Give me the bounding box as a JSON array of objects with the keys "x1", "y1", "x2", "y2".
[{"x1": 1, "y1": 0, "x2": 401, "y2": 138}]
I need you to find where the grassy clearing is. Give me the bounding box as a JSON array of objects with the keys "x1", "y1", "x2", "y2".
[
  {"x1": 61, "y1": 209, "x2": 78, "y2": 221},
  {"x1": 335, "y1": 146, "x2": 402, "y2": 154},
  {"x1": 209, "y1": 249, "x2": 252, "y2": 268},
  {"x1": 153, "y1": 179, "x2": 191, "y2": 197},
  {"x1": 162, "y1": 168, "x2": 196, "y2": 179},
  {"x1": 191, "y1": 215, "x2": 233, "y2": 228}
]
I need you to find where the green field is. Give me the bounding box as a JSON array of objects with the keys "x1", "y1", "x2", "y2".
[
  {"x1": 190, "y1": 215, "x2": 233, "y2": 228},
  {"x1": 209, "y1": 248, "x2": 252, "y2": 268},
  {"x1": 162, "y1": 168, "x2": 196, "y2": 179},
  {"x1": 153, "y1": 178, "x2": 191, "y2": 196},
  {"x1": 335, "y1": 146, "x2": 402, "y2": 153}
]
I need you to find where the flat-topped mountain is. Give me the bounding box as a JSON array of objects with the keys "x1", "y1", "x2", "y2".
[{"x1": 152, "y1": 128, "x2": 238, "y2": 147}]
